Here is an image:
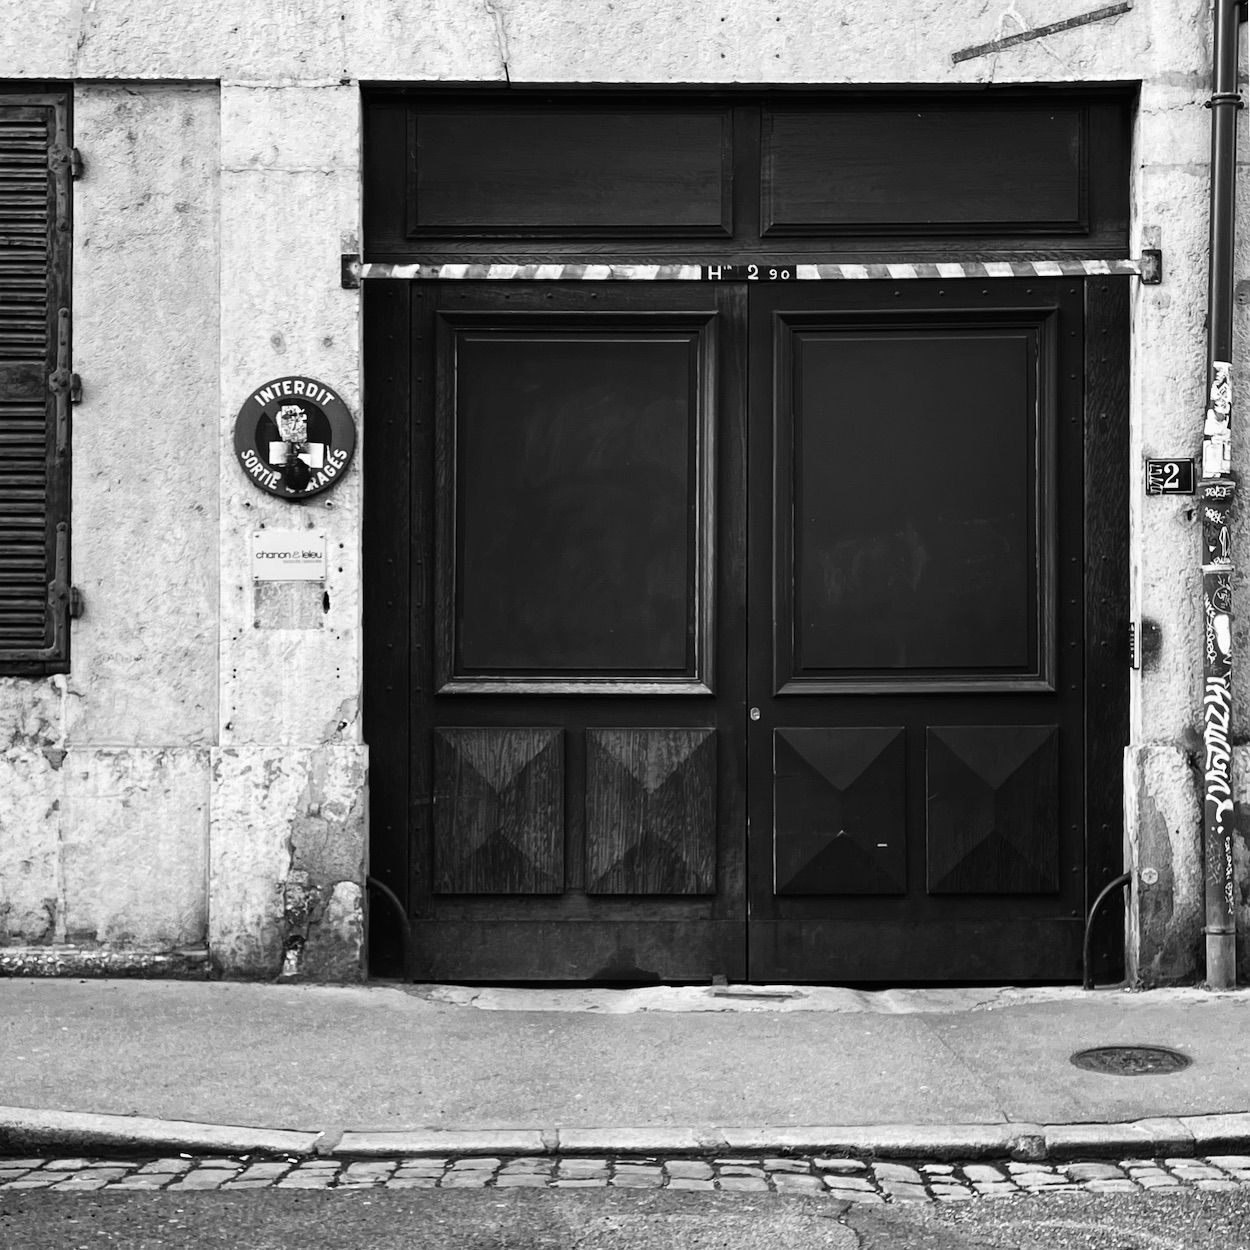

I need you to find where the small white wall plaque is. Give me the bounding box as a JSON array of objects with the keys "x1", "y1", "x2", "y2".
[{"x1": 252, "y1": 530, "x2": 326, "y2": 581}]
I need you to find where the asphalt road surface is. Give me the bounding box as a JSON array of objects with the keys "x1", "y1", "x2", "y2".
[{"x1": 2, "y1": 1188, "x2": 1250, "y2": 1250}]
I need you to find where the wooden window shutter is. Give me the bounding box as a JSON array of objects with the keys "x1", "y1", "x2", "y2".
[{"x1": 0, "y1": 92, "x2": 71, "y2": 674}]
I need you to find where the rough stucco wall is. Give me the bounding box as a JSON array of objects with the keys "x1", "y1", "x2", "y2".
[
  {"x1": 0, "y1": 1, "x2": 1239, "y2": 982},
  {"x1": 1125, "y1": 744, "x2": 1204, "y2": 985},
  {"x1": 0, "y1": 753, "x2": 60, "y2": 945},
  {"x1": 59, "y1": 749, "x2": 210, "y2": 946},
  {"x1": 0, "y1": 84, "x2": 219, "y2": 955},
  {"x1": 0, "y1": 744, "x2": 211, "y2": 952},
  {"x1": 1133, "y1": 85, "x2": 1214, "y2": 747},
  {"x1": 211, "y1": 83, "x2": 365, "y2": 980},
  {"x1": 209, "y1": 744, "x2": 365, "y2": 978},
  {"x1": 70, "y1": 84, "x2": 220, "y2": 747},
  {"x1": 218, "y1": 83, "x2": 360, "y2": 749},
  {"x1": 0, "y1": 0, "x2": 1197, "y2": 87}
]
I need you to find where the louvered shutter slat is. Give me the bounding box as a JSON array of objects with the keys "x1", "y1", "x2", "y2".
[{"x1": 0, "y1": 96, "x2": 69, "y2": 671}]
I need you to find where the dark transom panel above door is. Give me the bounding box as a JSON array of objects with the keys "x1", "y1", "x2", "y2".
[{"x1": 364, "y1": 89, "x2": 1131, "y2": 262}]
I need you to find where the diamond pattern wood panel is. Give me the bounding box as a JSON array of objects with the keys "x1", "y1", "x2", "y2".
[
  {"x1": 926, "y1": 725, "x2": 1060, "y2": 894},
  {"x1": 586, "y1": 728, "x2": 716, "y2": 895},
  {"x1": 773, "y1": 727, "x2": 906, "y2": 895},
  {"x1": 433, "y1": 728, "x2": 564, "y2": 894}
]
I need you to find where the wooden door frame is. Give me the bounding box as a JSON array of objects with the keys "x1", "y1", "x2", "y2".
[
  {"x1": 362, "y1": 278, "x2": 415, "y2": 977},
  {"x1": 1083, "y1": 276, "x2": 1131, "y2": 983}
]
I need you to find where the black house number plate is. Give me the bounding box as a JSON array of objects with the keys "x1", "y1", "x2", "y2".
[{"x1": 1145, "y1": 459, "x2": 1196, "y2": 496}]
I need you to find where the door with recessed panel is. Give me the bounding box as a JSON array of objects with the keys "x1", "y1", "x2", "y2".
[
  {"x1": 745, "y1": 278, "x2": 1112, "y2": 982},
  {"x1": 366, "y1": 279, "x2": 748, "y2": 982}
]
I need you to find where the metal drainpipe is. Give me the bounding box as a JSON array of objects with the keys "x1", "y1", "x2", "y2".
[{"x1": 1201, "y1": 0, "x2": 1246, "y2": 990}]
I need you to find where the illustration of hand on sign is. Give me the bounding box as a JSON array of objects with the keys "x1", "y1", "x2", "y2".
[{"x1": 269, "y1": 403, "x2": 327, "y2": 492}]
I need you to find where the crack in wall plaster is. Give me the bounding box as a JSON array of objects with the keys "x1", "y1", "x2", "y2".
[
  {"x1": 482, "y1": 0, "x2": 511, "y2": 83},
  {"x1": 222, "y1": 166, "x2": 338, "y2": 175},
  {"x1": 226, "y1": 79, "x2": 353, "y2": 89},
  {"x1": 51, "y1": 792, "x2": 68, "y2": 944},
  {"x1": 74, "y1": 0, "x2": 98, "y2": 59},
  {"x1": 996, "y1": 0, "x2": 1028, "y2": 41}
]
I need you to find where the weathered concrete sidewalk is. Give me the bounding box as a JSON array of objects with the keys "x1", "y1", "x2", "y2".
[{"x1": 2, "y1": 979, "x2": 1250, "y2": 1159}]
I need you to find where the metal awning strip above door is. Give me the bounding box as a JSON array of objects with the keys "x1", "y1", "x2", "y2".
[{"x1": 342, "y1": 254, "x2": 1161, "y2": 287}]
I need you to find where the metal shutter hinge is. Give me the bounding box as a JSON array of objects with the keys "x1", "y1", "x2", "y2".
[
  {"x1": 49, "y1": 371, "x2": 81, "y2": 403},
  {"x1": 42, "y1": 524, "x2": 71, "y2": 659},
  {"x1": 68, "y1": 587, "x2": 85, "y2": 619},
  {"x1": 48, "y1": 145, "x2": 83, "y2": 179},
  {"x1": 49, "y1": 309, "x2": 72, "y2": 452},
  {"x1": 341, "y1": 253, "x2": 362, "y2": 289},
  {"x1": 1140, "y1": 249, "x2": 1163, "y2": 284},
  {"x1": 1128, "y1": 620, "x2": 1140, "y2": 669}
]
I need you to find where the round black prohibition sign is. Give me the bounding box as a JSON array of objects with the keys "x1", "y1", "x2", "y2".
[{"x1": 234, "y1": 374, "x2": 356, "y2": 501}]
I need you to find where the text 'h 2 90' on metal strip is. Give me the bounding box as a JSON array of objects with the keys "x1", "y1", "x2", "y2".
[{"x1": 346, "y1": 257, "x2": 1159, "y2": 284}]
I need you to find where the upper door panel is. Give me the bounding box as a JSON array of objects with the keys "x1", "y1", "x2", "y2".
[
  {"x1": 772, "y1": 308, "x2": 1055, "y2": 693},
  {"x1": 434, "y1": 305, "x2": 718, "y2": 694}
]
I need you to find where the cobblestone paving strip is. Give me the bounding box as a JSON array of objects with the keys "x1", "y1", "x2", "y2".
[{"x1": 5, "y1": 1153, "x2": 1250, "y2": 1202}]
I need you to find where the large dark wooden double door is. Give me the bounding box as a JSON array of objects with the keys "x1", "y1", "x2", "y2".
[{"x1": 365, "y1": 274, "x2": 1125, "y2": 983}]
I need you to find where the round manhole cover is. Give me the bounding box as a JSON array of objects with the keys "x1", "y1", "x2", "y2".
[{"x1": 1070, "y1": 1045, "x2": 1192, "y2": 1076}]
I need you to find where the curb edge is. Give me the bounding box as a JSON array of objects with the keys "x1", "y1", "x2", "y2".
[{"x1": 4, "y1": 1107, "x2": 1250, "y2": 1162}]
